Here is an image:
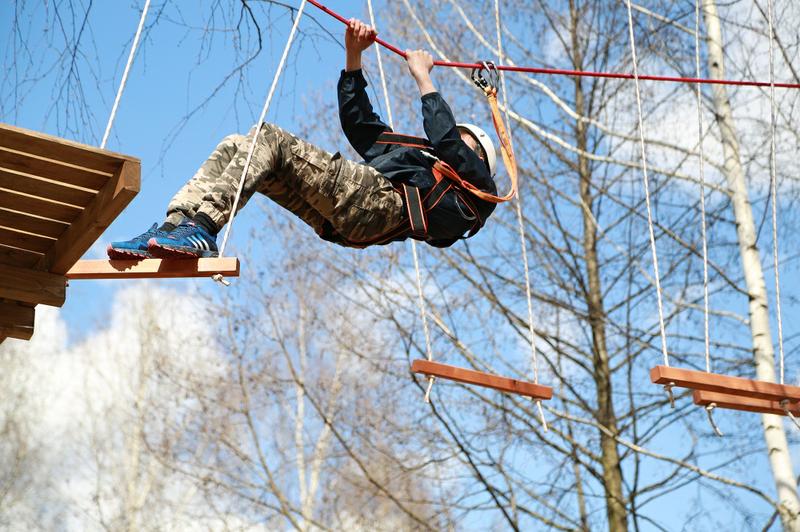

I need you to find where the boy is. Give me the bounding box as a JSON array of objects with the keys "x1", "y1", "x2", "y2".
[{"x1": 109, "y1": 19, "x2": 497, "y2": 258}]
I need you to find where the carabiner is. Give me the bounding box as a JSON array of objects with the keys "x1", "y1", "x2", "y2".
[{"x1": 471, "y1": 60, "x2": 499, "y2": 94}]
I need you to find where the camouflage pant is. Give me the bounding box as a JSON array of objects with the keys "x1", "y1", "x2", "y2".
[{"x1": 166, "y1": 123, "x2": 405, "y2": 244}]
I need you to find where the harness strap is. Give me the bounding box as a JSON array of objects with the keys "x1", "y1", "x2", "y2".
[
  {"x1": 375, "y1": 132, "x2": 434, "y2": 151},
  {"x1": 403, "y1": 184, "x2": 428, "y2": 238}
]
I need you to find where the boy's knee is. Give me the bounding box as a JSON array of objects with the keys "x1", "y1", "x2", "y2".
[{"x1": 221, "y1": 133, "x2": 247, "y2": 148}]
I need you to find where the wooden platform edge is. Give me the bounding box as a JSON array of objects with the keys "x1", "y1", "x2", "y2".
[
  {"x1": 66, "y1": 257, "x2": 241, "y2": 280},
  {"x1": 0, "y1": 263, "x2": 66, "y2": 307},
  {"x1": 411, "y1": 359, "x2": 553, "y2": 400},
  {"x1": 693, "y1": 390, "x2": 800, "y2": 417},
  {"x1": 649, "y1": 365, "x2": 800, "y2": 403}
]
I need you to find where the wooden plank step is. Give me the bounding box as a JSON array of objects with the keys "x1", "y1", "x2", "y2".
[
  {"x1": 693, "y1": 390, "x2": 800, "y2": 417},
  {"x1": 411, "y1": 359, "x2": 553, "y2": 400},
  {"x1": 0, "y1": 189, "x2": 83, "y2": 224},
  {"x1": 0, "y1": 123, "x2": 137, "y2": 175},
  {"x1": 0, "y1": 227, "x2": 55, "y2": 254},
  {"x1": 0, "y1": 169, "x2": 96, "y2": 207},
  {"x1": 0, "y1": 263, "x2": 66, "y2": 307},
  {"x1": 0, "y1": 147, "x2": 109, "y2": 190},
  {"x1": 650, "y1": 365, "x2": 800, "y2": 403},
  {"x1": 66, "y1": 257, "x2": 241, "y2": 279},
  {"x1": 0, "y1": 209, "x2": 67, "y2": 239},
  {"x1": 0, "y1": 300, "x2": 35, "y2": 341}
]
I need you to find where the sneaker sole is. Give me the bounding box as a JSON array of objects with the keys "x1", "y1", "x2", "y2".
[
  {"x1": 107, "y1": 245, "x2": 151, "y2": 260},
  {"x1": 148, "y1": 242, "x2": 218, "y2": 259}
]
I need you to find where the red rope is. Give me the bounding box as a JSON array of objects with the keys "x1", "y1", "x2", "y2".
[{"x1": 307, "y1": 0, "x2": 800, "y2": 89}]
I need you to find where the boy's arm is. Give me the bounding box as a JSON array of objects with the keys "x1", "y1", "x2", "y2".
[
  {"x1": 338, "y1": 19, "x2": 392, "y2": 161},
  {"x1": 407, "y1": 51, "x2": 496, "y2": 193}
]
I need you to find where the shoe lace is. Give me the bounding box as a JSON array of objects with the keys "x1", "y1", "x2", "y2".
[
  {"x1": 170, "y1": 222, "x2": 203, "y2": 240},
  {"x1": 135, "y1": 224, "x2": 160, "y2": 242}
]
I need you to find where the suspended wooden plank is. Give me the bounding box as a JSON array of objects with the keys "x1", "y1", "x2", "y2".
[
  {"x1": 0, "y1": 300, "x2": 35, "y2": 341},
  {"x1": 412, "y1": 359, "x2": 553, "y2": 400},
  {"x1": 0, "y1": 147, "x2": 109, "y2": 190},
  {"x1": 0, "y1": 263, "x2": 66, "y2": 307},
  {"x1": 66, "y1": 257, "x2": 240, "y2": 280},
  {"x1": 0, "y1": 169, "x2": 96, "y2": 207},
  {"x1": 0, "y1": 123, "x2": 132, "y2": 175},
  {"x1": 650, "y1": 365, "x2": 800, "y2": 403},
  {"x1": 693, "y1": 390, "x2": 800, "y2": 417}
]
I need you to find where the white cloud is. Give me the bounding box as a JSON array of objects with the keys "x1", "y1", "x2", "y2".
[{"x1": 0, "y1": 285, "x2": 229, "y2": 530}]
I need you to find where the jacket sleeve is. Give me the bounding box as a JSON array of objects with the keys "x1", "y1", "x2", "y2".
[
  {"x1": 337, "y1": 69, "x2": 394, "y2": 161},
  {"x1": 421, "y1": 92, "x2": 497, "y2": 194}
]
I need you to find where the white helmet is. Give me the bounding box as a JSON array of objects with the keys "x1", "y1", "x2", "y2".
[{"x1": 457, "y1": 123, "x2": 497, "y2": 176}]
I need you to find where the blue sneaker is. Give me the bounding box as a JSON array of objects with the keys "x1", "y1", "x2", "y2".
[
  {"x1": 148, "y1": 219, "x2": 218, "y2": 259},
  {"x1": 107, "y1": 223, "x2": 168, "y2": 260}
]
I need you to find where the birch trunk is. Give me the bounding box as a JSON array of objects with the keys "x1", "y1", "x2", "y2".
[{"x1": 702, "y1": 1, "x2": 799, "y2": 528}]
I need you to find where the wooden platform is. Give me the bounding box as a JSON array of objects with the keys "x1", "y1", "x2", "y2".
[
  {"x1": 66, "y1": 258, "x2": 240, "y2": 280},
  {"x1": 0, "y1": 122, "x2": 140, "y2": 343},
  {"x1": 412, "y1": 359, "x2": 553, "y2": 400}
]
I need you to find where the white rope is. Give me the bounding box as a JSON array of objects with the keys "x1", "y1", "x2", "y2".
[
  {"x1": 101, "y1": 0, "x2": 151, "y2": 149},
  {"x1": 495, "y1": 0, "x2": 547, "y2": 431},
  {"x1": 624, "y1": 0, "x2": 670, "y2": 366},
  {"x1": 367, "y1": 1, "x2": 394, "y2": 130},
  {"x1": 766, "y1": 0, "x2": 784, "y2": 384},
  {"x1": 367, "y1": 0, "x2": 435, "y2": 401},
  {"x1": 694, "y1": 1, "x2": 711, "y2": 372},
  {"x1": 217, "y1": 0, "x2": 309, "y2": 259}
]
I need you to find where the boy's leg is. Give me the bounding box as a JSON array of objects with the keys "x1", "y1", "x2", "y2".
[
  {"x1": 255, "y1": 124, "x2": 405, "y2": 243},
  {"x1": 166, "y1": 125, "x2": 328, "y2": 236},
  {"x1": 164, "y1": 133, "x2": 249, "y2": 227},
  {"x1": 167, "y1": 122, "x2": 404, "y2": 243}
]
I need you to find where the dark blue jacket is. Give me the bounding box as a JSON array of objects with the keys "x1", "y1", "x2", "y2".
[{"x1": 338, "y1": 69, "x2": 497, "y2": 247}]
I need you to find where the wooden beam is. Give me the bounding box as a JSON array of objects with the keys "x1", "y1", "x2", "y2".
[
  {"x1": 0, "y1": 263, "x2": 66, "y2": 307},
  {"x1": 0, "y1": 147, "x2": 110, "y2": 191},
  {"x1": 650, "y1": 365, "x2": 800, "y2": 403},
  {"x1": 693, "y1": 390, "x2": 800, "y2": 417},
  {"x1": 0, "y1": 169, "x2": 96, "y2": 207},
  {"x1": 0, "y1": 188, "x2": 83, "y2": 223},
  {"x1": 0, "y1": 208, "x2": 68, "y2": 239},
  {"x1": 412, "y1": 359, "x2": 553, "y2": 400},
  {"x1": 0, "y1": 244, "x2": 42, "y2": 269},
  {"x1": 0, "y1": 300, "x2": 34, "y2": 340},
  {"x1": 40, "y1": 159, "x2": 140, "y2": 274},
  {"x1": 66, "y1": 257, "x2": 240, "y2": 280},
  {"x1": 0, "y1": 227, "x2": 55, "y2": 253}
]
